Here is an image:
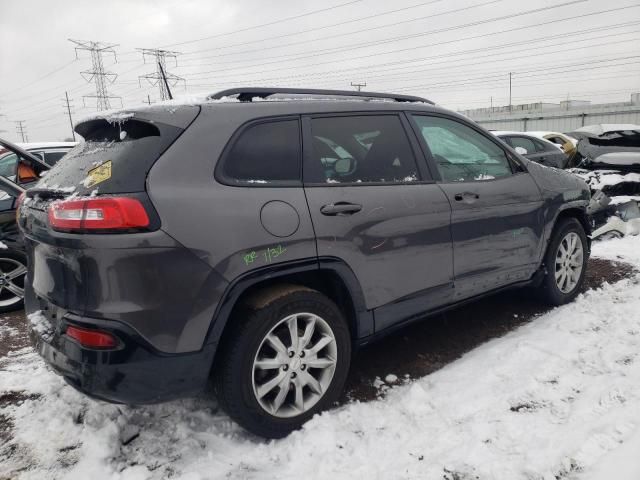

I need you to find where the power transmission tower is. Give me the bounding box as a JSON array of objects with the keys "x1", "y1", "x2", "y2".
[
  {"x1": 351, "y1": 82, "x2": 367, "y2": 92},
  {"x1": 138, "y1": 49, "x2": 185, "y2": 101},
  {"x1": 15, "y1": 121, "x2": 27, "y2": 142},
  {"x1": 69, "y1": 39, "x2": 121, "y2": 111},
  {"x1": 62, "y1": 91, "x2": 76, "y2": 141}
]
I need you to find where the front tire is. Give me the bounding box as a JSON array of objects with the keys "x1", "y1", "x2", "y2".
[
  {"x1": 213, "y1": 287, "x2": 351, "y2": 439},
  {"x1": 539, "y1": 217, "x2": 589, "y2": 305}
]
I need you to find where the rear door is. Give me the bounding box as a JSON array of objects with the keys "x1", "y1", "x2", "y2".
[
  {"x1": 302, "y1": 113, "x2": 453, "y2": 331},
  {"x1": 409, "y1": 114, "x2": 544, "y2": 301}
]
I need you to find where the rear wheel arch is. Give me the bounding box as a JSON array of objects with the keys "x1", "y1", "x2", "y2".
[{"x1": 206, "y1": 258, "x2": 368, "y2": 363}]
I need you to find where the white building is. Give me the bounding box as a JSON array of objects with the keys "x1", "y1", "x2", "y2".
[{"x1": 460, "y1": 94, "x2": 640, "y2": 133}]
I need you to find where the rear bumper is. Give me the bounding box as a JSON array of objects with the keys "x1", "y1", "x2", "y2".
[{"x1": 27, "y1": 296, "x2": 217, "y2": 404}]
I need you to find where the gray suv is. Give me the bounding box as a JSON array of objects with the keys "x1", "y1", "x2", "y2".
[{"x1": 19, "y1": 88, "x2": 591, "y2": 438}]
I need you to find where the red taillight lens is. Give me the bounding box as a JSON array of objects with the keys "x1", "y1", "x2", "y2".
[
  {"x1": 66, "y1": 325, "x2": 118, "y2": 349},
  {"x1": 48, "y1": 197, "x2": 150, "y2": 232}
]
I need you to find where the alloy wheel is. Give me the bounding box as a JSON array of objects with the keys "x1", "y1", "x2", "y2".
[
  {"x1": 252, "y1": 312, "x2": 337, "y2": 418},
  {"x1": 0, "y1": 257, "x2": 26, "y2": 308},
  {"x1": 554, "y1": 231, "x2": 584, "y2": 294}
]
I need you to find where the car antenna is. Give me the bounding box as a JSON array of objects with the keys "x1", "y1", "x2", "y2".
[{"x1": 158, "y1": 62, "x2": 173, "y2": 100}]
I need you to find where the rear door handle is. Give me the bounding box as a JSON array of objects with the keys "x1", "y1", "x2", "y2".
[
  {"x1": 454, "y1": 192, "x2": 479, "y2": 203},
  {"x1": 320, "y1": 202, "x2": 362, "y2": 216}
]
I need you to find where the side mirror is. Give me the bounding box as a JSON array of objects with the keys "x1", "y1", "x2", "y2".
[{"x1": 515, "y1": 146, "x2": 528, "y2": 155}]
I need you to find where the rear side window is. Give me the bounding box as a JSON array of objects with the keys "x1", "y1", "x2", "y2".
[
  {"x1": 219, "y1": 119, "x2": 301, "y2": 185},
  {"x1": 43, "y1": 151, "x2": 68, "y2": 166},
  {"x1": 507, "y1": 136, "x2": 537, "y2": 153},
  {"x1": 306, "y1": 115, "x2": 419, "y2": 184}
]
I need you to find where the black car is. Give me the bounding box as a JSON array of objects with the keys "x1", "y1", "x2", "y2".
[
  {"x1": 493, "y1": 131, "x2": 569, "y2": 169},
  {"x1": 19, "y1": 88, "x2": 591, "y2": 438},
  {"x1": 0, "y1": 139, "x2": 51, "y2": 313}
]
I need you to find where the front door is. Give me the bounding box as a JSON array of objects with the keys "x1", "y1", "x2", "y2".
[
  {"x1": 302, "y1": 113, "x2": 453, "y2": 331},
  {"x1": 409, "y1": 114, "x2": 545, "y2": 300}
]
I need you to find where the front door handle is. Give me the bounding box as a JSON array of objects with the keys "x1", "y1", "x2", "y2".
[
  {"x1": 454, "y1": 192, "x2": 479, "y2": 204},
  {"x1": 320, "y1": 202, "x2": 362, "y2": 216}
]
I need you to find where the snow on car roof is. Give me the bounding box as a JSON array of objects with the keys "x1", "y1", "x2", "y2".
[
  {"x1": 573, "y1": 124, "x2": 640, "y2": 136},
  {"x1": 16, "y1": 142, "x2": 77, "y2": 150},
  {"x1": 491, "y1": 131, "x2": 541, "y2": 137}
]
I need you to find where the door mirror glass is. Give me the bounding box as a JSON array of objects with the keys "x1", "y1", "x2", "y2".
[{"x1": 515, "y1": 146, "x2": 528, "y2": 155}]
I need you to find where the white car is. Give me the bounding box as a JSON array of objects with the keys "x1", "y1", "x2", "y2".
[{"x1": 0, "y1": 141, "x2": 77, "y2": 182}]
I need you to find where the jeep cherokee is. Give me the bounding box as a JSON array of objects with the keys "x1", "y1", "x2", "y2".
[{"x1": 19, "y1": 88, "x2": 591, "y2": 438}]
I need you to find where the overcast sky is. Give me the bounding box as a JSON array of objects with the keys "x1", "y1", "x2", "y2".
[{"x1": 0, "y1": 0, "x2": 639, "y2": 142}]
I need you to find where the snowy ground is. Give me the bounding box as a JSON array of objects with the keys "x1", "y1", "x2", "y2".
[{"x1": 1, "y1": 236, "x2": 640, "y2": 480}]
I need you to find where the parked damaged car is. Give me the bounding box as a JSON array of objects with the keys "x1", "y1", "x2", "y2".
[
  {"x1": 0, "y1": 139, "x2": 51, "y2": 312},
  {"x1": 566, "y1": 124, "x2": 640, "y2": 238}
]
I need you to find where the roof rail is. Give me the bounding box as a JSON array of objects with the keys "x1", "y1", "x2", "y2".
[{"x1": 208, "y1": 87, "x2": 433, "y2": 104}]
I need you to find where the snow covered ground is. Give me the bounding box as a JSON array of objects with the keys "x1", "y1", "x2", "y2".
[{"x1": 1, "y1": 236, "x2": 640, "y2": 480}]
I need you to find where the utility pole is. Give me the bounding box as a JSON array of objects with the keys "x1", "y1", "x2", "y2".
[
  {"x1": 143, "y1": 94, "x2": 153, "y2": 105},
  {"x1": 508, "y1": 72, "x2": 513, "y2": 112},
  {"x1": 138, "y1": 48, "x2": 185, "y2": 101},
  {"x1": 15, "y1": 121, "x2": 27, "y2": 142},
  {"x1": 62, "y1": 91, "x2": 76, "y2": 141},
  {"x1": 350, "y1": 82, "x2": 367, "y2": 92},
  {"x1": 69, "y1": 39, "x2": 121, "y2": 111},
  {"x1": 490, "y1": 96, "x2": 493, "y2": 111}
]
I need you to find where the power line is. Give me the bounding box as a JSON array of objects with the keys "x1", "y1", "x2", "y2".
[
  {"x1": 178, "y1": 0, "x2": 503, "y2": 65},
  {"x1": 183, "y1": 0, "x2": 587, "y2": 74},
  {"x1": 0, "y1": 59, "x2": 77, "y2": 97},
  {"x1": 180, "y1": 0, "x2": 447, "y2": 56},
  {"x1": 190, "y1": 26, "x2": 640, "y2": 90},
  {"x1": 138, "y1": 49, "x2": 185, "y2": 101},
  {"x1": 70, "y1": 39, "x2": 122, "y2": 111},
  {"x1": 183, "y1": 3, "x2": 637, "y2": 81},
  {"x1": 160, "y1": 0, "x2": 364, "y2": 48}
]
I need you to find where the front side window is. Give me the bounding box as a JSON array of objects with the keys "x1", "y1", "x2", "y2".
[
  {"x1": 507, "y1": 136, "x2": 538, "y2": 153},
  {"x1": 307, "y1": 115, "x2": 419, "y2": 184},
  {"x1": 220, "y1": 119, "x2": 301, "y2": 184},
  {"x1": 413, "y1": 115, "x2": 513, "y2": 182}
]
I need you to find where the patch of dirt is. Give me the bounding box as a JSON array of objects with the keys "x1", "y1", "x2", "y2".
[
  {"x1": 0, "y1": 311, "x2": 29, "y2": 359},
  {"x1": 345, "y1": 258, "x2": 638, "y2": 401}
]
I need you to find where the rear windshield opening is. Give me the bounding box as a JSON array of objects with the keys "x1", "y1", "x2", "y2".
[
  {"x1": 33, "y1": 117, "x2": 184, "y2": 196},
  {"x1": 78, "y1": 119, "x2": 160, "y2": 142}
]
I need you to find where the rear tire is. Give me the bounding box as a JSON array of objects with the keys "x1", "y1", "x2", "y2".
[
  {"x1": 213, "y1": 287, "x2": 351, "y2": 439},
  {"x1": 0, "y1": 249, "x2": 26, "y2": 313},
  {"x1": 538, "y1": 217, "x2": 588, "y2": 306}
]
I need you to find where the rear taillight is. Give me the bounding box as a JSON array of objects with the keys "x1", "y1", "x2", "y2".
[
  {"x1": 48, "y1": 197, "x2": 150, "y2": 232},
  {"x1": 66, "y1": 325, "x2": 118, "y2": 349}
]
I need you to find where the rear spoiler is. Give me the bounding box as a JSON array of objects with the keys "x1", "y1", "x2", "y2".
[{"x1": 0, "y1": 137, "x2": 51, "y2": 171}]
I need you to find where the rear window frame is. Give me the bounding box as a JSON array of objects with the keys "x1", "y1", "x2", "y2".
[{"x1": 215, "y1": 115, "x2": 303, "y2": 188}]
